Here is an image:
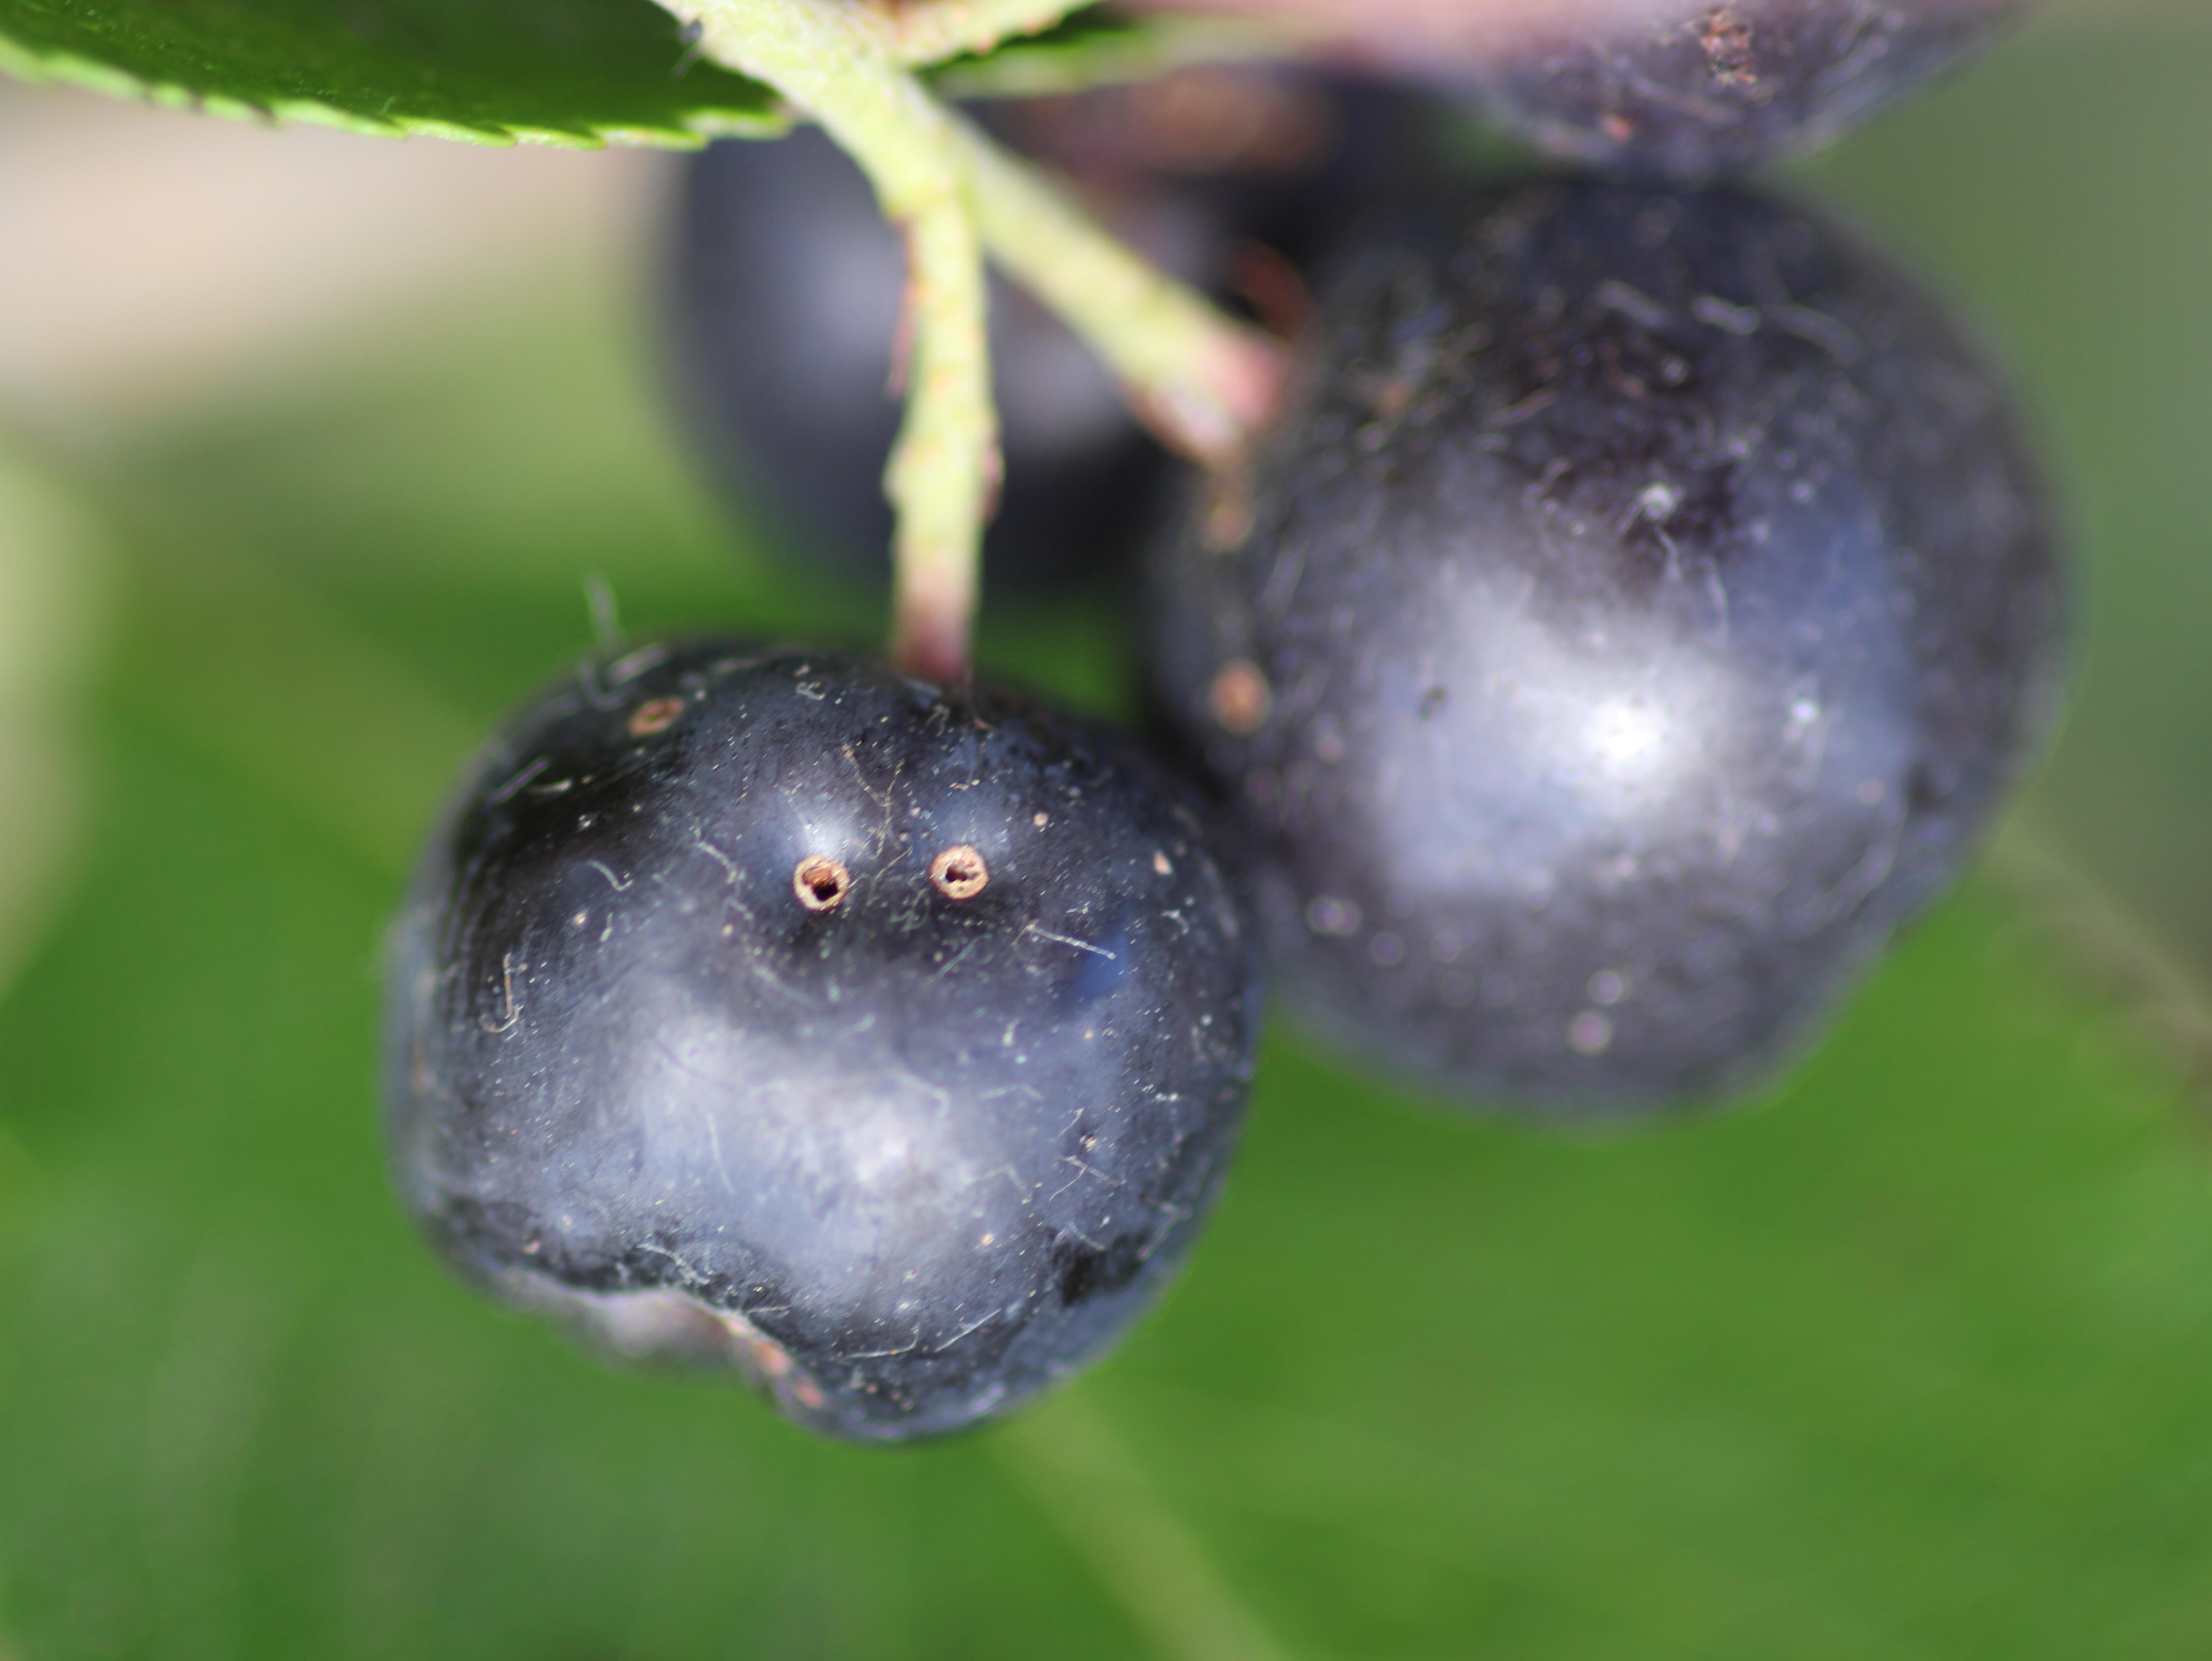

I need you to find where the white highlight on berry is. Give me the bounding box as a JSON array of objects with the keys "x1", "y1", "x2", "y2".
[{"x1": 1583, "y1": 695, "x2": 1671, "y2": 776}]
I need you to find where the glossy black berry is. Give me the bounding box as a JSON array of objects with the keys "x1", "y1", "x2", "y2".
[
  {"x1": 665, "y1": 72, "x2": 1446, "y2": 591},
  {"x1": 1460, "y1": 0, "x2": 2029, "y2": 180},
  {"x1": 385, "y1": 642, "x2": 1257, "y2": 1440},
  {"x1": 1147, "y1": 180, "x2": 2066, "y2": 1114}
]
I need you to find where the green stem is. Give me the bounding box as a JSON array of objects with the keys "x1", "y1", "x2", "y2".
[
  {"x1": 930, "y1": 11, "x2": 1304, "y2": 99},
  {"x1": 885, "y1": 206, "x2": 995, "y2": 683},
  {"x1": 995, "y1": 1394, "x2": 1291, "y2": 1661},
  {"x1": 1986, "y1": 820, "x2": 2212, "y2": 1084},
  {"x1": 660, "y1": 0, "x2": 1284, "y2": 676},
  {"x1": 951, "y1": 111, "x2": 1284, "y2": 464},
  {"x1": 670, "y1": 0, "x2": 995, "y2": 681}
]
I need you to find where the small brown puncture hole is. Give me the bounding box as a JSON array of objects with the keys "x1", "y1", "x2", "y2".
[
  {"x1": 1208, "y1": 659, "x2": 1271, "y2": 736},
  {"x1": 929, "y1": 845, "x2": 989, "y2": 901},
  {"x1": 792, "y1": 854, "x2": 850, "y2": 912},
  {"x1": 628, "y1": 696, "x2": 685, "y2": 738}
]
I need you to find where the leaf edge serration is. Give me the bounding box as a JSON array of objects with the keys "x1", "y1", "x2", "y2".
[{"x1": 0, "y1": 24, "x2": 792, "y2": 150}]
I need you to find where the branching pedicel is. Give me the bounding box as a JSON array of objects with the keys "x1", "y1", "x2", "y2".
[{"x1": 657, "y1": 0, "x2": 1284, "y2": 681}]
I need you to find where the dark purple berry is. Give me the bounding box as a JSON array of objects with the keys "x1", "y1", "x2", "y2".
[
  {"x1": 1460, "y1": 0, "x2": 2030, "y2": 180},
  {"x1": 1147, "y1": 179, "x2": 2067, "y2": 1114},
  {"x1": 385, "y1": 642, "x2": 1257, "y2": 1440}
]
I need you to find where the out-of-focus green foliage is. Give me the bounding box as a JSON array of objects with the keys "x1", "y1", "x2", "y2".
[
  {"x1": 5, "y1": 9, "x2": 2212, "y2": 1658},
  {"x1": 1802, "y1": 5, "x2": 2212, "y2": 958},
  {"x1": 0, "y1": 452, "x2": 106, "y2": 1006}
]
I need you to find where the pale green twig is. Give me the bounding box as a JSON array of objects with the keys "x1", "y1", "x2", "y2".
[
  {"x1": 931, "y1": 12, "x2": 1305, "y2": 100},
  {"x1": 668, "y1": 0, "x2": 996, "y2": 681},
  {"x1": 952, "y1": 110, "x2": 1284, "y2": 464},
  {"x1": 994, "y1": 1394, "x2": 1292, "y2": 1661},
  {"x1": 659, "y1": 0, "x2": 1283, "y2": 677},
  {"x1": 883, "y1": 205, "x2": 995, "y2": 682},
  {"x1": 1985, "y1": 819, "x2": 2212, "y2": 1089}
]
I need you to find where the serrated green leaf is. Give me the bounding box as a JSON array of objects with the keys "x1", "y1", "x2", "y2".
[{"x1": 0, "y1": 0, "x2": 784, "y2": 147}]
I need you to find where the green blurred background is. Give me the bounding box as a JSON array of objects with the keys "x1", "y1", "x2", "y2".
[{"x1": 3, "y1": 3, "x2": 2212, "y2": 1654}]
